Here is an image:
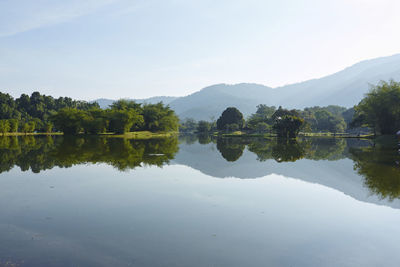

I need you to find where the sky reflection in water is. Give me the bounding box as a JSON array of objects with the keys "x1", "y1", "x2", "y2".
[{"x1": 0, "y1": 135, "x2": 399, "y2": 267}]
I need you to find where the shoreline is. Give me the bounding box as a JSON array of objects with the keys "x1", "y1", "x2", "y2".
[
  {"x1": 207, "y1": 132, "x2": 376, "y2": 139},
  {"x1": 0, "y1": 131, "x2": 178, "y2": 139}
]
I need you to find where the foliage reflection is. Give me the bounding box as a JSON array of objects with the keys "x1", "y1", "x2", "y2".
[{"x1": 0, "y1": 136, "x2": 178, "y2": 173}]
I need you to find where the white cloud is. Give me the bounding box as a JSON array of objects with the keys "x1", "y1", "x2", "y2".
[{"x1": 0, "y1": 0, "x2": 120, "y2": 37}]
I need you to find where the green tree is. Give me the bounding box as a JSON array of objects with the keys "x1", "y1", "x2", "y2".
[
  {"x1": 273, "y1": 115, "x2": 304, "y2": 138},
  {"x1": 180, "y1": 118, "x2": 198, "y2": 133},
  {"x1": 50, "y1": 108, "x2": 87, "y2": 134},
  {"x1": 0, "y1": 120, "x2": 10, "y2": 135},
  {"x1": 141, "y1": 103, "x2": 179, "y2": 132},
  {"x1": 45, "y1": 122, "x2": 53, "y2": 133},
  {"x1": 216, "y1": 107, "x2": 244, "y2": 131},
  {"x1": 313, "y1": 110, "x2": 346, "y2": 133},
  {"x1": 108, "y1": 110, "x2": 138, "y2": 134},
  {"x1": 27, "y1": 121, "x2": 36, "y2": 133},
  {"x1": 352, "y1": 80, "x2": 400, "y2": 135},
  {"x1": 22, "y1": 122, "x2": 30, "y2": 134},
  {"x1": 8, "y1": 119, "x2": 19, "y2": 133},
  {"x1": 110, "y1": 99, "x2": 142, "y2": 111},
  {"x1": 247, "y1": 105, "x2": 276, "y2": 130},
  {"x1": 255, "y1": 122, "x2": 269, "y2": 133},
  {"x1": 197, "y1": 120, "x2": 212, "y2": 133},
  {"x1": 271, "y1": 106, "x2": 300, "y2": 120}
]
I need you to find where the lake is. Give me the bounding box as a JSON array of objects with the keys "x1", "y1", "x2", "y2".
[{"x1": 0, "y1": 135, "x2": 400, "y2": 267}]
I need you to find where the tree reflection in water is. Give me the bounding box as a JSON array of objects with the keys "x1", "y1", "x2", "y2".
[
  {"x1": 350, "y1": 138, "x2": 400, "y2": 201},
  {"x1": 1, "y1": 135, "x2": 400, "y2": 200},
  {"x1": 0, "y1": 135, "x2": 179, "y2": 173}
]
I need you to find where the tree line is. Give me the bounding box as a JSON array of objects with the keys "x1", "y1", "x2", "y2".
[
  {"x1": 51, "y1": 100, "x2": 179, "y2": 134},
  {"x1": 0, "y1": 92, "x2": 179, "y2": 134},
  {"x1": 180, "y1": 105, "x2": 350, "y2": 138},
  {"x1": 180, "y1": 80, "x2": 400, "y2": 137}
]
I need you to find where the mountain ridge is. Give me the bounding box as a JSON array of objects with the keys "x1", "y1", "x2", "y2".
[{"x1": 93, "y1": 53, "x2": 400, "y2": 120}]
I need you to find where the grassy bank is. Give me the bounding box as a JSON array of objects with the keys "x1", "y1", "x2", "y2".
[
  {"x1": 104, "y1": 131, "x2": 178, "y2": 139},
  {"x1": 1, "y1": 132, "x2": 63, "y2": 136},
  {"x1": 214, "y1": 131, "x2": 375, "y2": 139},
  {"x1": 0, "y1": 131, "x2": 178, "y2": 139}
]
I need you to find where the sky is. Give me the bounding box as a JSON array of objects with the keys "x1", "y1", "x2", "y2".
[{"x1": 1, "y1": 0, "x2": 400, "y2": 100}]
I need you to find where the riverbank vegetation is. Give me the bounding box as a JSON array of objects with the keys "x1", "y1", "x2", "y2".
[
  {"x1": 1, "y1": 80, "x2": 398, "y2": 137},
  {"x1": 180, "y1": 105, "x2": 349, "y2": 138},
  {"x1": 180, "y1": 80, "x2": 400, "y2": 138},
  {"x1": 0, "y1": 92, "x2": 179, "y2": 135},
  {"x1": 351, "y1": 80, "x2": 400, "y2": 135}
]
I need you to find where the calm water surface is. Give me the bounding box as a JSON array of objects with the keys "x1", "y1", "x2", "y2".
[{"x1": 0, "y1": 135, "x2": 400, "y2": 267}]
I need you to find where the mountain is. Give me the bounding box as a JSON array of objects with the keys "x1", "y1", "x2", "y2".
[
  {"x1": 170, "y1": 54, "x2": 400, "y2": 120},
  {"x1": 172, "y1": 140, "x2": 400, "y2": 210},
  {"x1": 274, "y1": 53, "x2": 400, "y2": 108},
  {"x1": 169, "y1": 83, "x2": 274, "y2": 121},
  {"x1": 93, "y1": 96, "x2": 178, "y2": 109},
  {"x1": 94, "y1": 54, "x2": 400, "y2": 120}
]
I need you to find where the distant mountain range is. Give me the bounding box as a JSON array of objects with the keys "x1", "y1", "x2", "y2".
[
  {"x1": 94, "y1": 96, "x2": 178, "y2": 109},
  {"x1": 94, "y1": 54, "x2": 400, "y2": 120}
]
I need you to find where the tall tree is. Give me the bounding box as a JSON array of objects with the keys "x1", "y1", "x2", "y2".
[
  {"x1": 352, "y1": 80, "x2": 400, "y2": 135},
  {"x1": 216, "y1": 107, "x2": 244, "y2": 131}
]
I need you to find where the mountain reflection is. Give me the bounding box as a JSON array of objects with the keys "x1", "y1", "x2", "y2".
[
  {"x1": 1, "y1": 135, "x2": 400, "y2": 201},
  {"x1": 179, "y1": 135, "x2": 400, "y2": 202}
]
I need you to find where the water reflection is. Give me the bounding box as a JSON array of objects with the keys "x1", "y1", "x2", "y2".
[
  {"x1": 350, "y1": 143, "x2": 400, "y2": 200},
  {"x1": 215, "y1": 136, "x2": 349, "y2": 163},
  {"x1": 1, "y1": 135, "x2": 400, "y2": 202},
  {"x1": 216, "y1": 138, "x2": 246, "y2": 162},
  {"x1": 178, "y1": 135, "x2": 400, "y2": 203},
  {"x1": 0, "y1": 136, "x2": 178, "y2": 172}
]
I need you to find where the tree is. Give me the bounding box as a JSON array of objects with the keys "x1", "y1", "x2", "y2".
[
  {"x1": 197, "y1": 120, "x2": 212, "y2": 133},
  {"x1": 108, "y1": 110, "x2": 138, "y2": 134},
  {"x1": 255, "y1": 122, "x2": 269, "y2": 133},
  {"x1": 45, "y1": 122, "x2": 53, "y2": 133},
  {"x1": 271, "y1": 106, "x2": 299, "y2": 120},
  {"x1": 110, "y1": 99, "x2": 142, "y2": 111},
  {"x1": 22, "y1": 122, "x2": 30, "y2": 134},
  {"x1": 50, "y1": 108, "x2": 86, "y2": 134},
  {"x1": 180, "y1": 118, "x2": 198, "y2": 133},
  {"x1": 247, "y1": 105, "x2": 275, "y2": 131},
  {"x1": 9, "y1": 119, "x2": 19, "y2": 133},
  {"x1": 141, "y1": 103, "x2": 179, "y2": 132},
  {"x1": 216, "y1": 107, "x2": 244, "y2": 131},
  {"x1": 0, "y1": 120, "x2": 10, "y2": 135},
  {"x1": 273, "y1": 115, "x2": 304, "y2": 138},
  {"x1": 313, "y1": 110, "x2": 346, "y2": 133},
  {"x1": 0, "y1": 93, "x2": 20, "y2": 120},
  {"x1": 352, "y1": 80, "x2": 400, "y2": 135},
  {"x1": 27, "y1": 121, "x2": 36, "y2": 133},
  {"x1": 255, "y1": 104, "x2": 276, "y2": 117}
]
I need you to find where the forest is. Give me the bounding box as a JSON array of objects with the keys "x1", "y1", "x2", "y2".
[{"x1": 0, "y1": 92, "x2": 179, "y2": 135}]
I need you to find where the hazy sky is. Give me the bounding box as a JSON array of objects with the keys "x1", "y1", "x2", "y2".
[{"x1": 1, "y1": 0, "x2": 400, "y2": 100}]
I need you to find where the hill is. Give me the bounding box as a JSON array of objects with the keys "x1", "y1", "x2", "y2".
[
  {"x1": 94, "y1": 54, "x2": 400, "y2": 120},
  {"x1": 93, "y1": 96, "x2": 178, "y2": 109},
  {"x1": 169, "y1": 54, "x2": 400, "y2": 120}
]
